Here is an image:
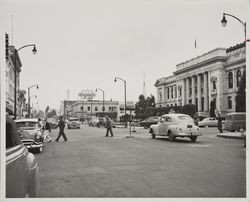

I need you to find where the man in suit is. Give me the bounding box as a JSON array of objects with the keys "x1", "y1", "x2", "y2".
[
  {"x1": 105, "y1": 115, "x2": 114, "y2": 137},
  {"x1": 55, "y1": 116, "x2": 68, "y2": 142}
]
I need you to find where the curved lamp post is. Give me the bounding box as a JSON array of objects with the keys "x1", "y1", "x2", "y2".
[
  {"x1": 114, "y1": 76, "x2": 127, "y2": 127},
  {"x1": 28, "y1": 84, "x2": 39, "y2": 118},
  {"x1": 221, "y1": 12, "x2": 246, "y2": 45},
  {"x1": 14, "y1": 44, "x2": 37, "y2": 119},
  {"x1": 95, "y1": 88, "x2": 105, "y2": 113}
]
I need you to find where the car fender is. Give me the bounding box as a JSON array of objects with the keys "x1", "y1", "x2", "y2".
[
  {"x1": 150, "y1": 124, "x2": 159, "y2": 134},
  {"x1": 167, "y1": 125, "x2": 179, "y2": 135},
  {"x1": 26, "y1": 152, "x2": 39, "y2": 197}
]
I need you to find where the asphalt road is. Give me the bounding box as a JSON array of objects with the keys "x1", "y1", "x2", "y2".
[{"x1": 35, "y1": 125, "x2": 246, "y2": 198}]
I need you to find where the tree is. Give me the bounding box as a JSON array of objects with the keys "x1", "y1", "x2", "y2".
[
  {"x1": 45, "y1": 106, "x2": 50, "y2": 118},
  {"x1": 47, "y1": 109, "x2": 57, "y2": 118},
  {"x1": 181, "y1": 104, "x2": 196, "y2": 118},
  {"x1": 236, "y1": 70, "x2": 246, "y2": 112},
  {"x1": 134, "y1": 94, "x2": 156, "y2": 120}
]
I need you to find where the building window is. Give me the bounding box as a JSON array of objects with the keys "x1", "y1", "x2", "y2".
[
  {"x1": 213, "y1": 81, "x2": 216, "y2": 90},
  {"x1": 189, "y1": 87, "x2": 192, "y2": 96},
  {"x1": 179, "y1": 102, "x2": 182, "y2": 106},
  {"x1": 167, "y1": 88, "x2": 170, "y2": 99},
  {"x1": 228, "y1": 96, "x2": 232, "y2": 109},
  {"x1": 201, "y1": 97, "x2": 204, "y2": 111},
  {"x1": 95, "y1": 106, "x2": 98, "y2": 111},
  {"x1": 195, "y1": 86, "x2": 197, "y2": 94},
  {"x1": 236, "y1": 69, "x2": 241, "y2": 87},
  {"x1": 179, "y1": 88, "x2": 182, "y2": 97},
  {"x1": 228, "y1": 71, "x2": 233, "y2": 88},
  {"x1": 87, "y1": 106, "x2": 90, "y2": 111},
  {"x1": 171, "y1": 87, "x2": 173, "y2": 99}
]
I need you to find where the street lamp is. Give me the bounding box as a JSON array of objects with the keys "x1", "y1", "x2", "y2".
[
  {"x1": 28, "y1": 84, "x2": 39, "y2": 118},
  {"x1": 221, "y1": 12, "x2": 246, "y2": 45},
  {"x1": 114, "y1": 76, "x2": 127, "y2": 127},
  {"x1": 14, "y1": 44, "x2": 37, "y2": 119},
  {"x1": 95, "y1": 88, "x2": 105, "y2": 114}
]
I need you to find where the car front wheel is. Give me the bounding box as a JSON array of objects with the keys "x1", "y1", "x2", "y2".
[{"x1": 190, "y1": 136, "x2": 197, "y2": 142}]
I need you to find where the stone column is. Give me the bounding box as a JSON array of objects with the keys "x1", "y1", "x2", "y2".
[
  {"x1": 162, "y1": 85, "x2": 165, "y2": 106},
  {"x1": 191, "y1": 76, "x2": 195, "y2": 104},
  {"x1": 182, "y1": 79, "x2": 186, "y2": 106},
  {"x1": 203, "y1": 72, "x2": 208, "y2": 111},
  {"x1": 197, "y1": 74, "x2": 202, "y2": 112},
  {"x1": 186, "y1": 77, "x2": 190, "y2": 104}
]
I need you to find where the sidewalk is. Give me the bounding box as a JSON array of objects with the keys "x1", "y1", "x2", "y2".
[{"x1": 217, "y1": 131, "x2": 245, "y2": 139}]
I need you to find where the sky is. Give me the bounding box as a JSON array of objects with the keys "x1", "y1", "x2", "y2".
[{"x1": 1, "y1": 0, "x2": 250, "y2": 112}]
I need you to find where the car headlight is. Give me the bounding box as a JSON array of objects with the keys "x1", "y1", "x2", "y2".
[{"x1": 35, "y1": 132, "x2": 42, "y2": 140}]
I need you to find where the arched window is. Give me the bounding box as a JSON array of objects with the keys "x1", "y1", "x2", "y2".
[
  {"x1": 236, "y1": 69, "x2": 241, "y2": 87},
  {"x1": 228, "y1": 72, "x2": 233, "y2": 88}
]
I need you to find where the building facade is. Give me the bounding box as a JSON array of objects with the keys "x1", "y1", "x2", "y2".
[
  {"x1": 155, "y1": 43, "x2": 246, "y2": 117},
  {"x1": 71, "y1": 100, "x2": 119, "y2": 119},
  {"x1": 60, "y1": 99, "x2": 136, "y2": 120},
  {"x1": 6, "y1": 45, "x2": 22, "y2": 117}
]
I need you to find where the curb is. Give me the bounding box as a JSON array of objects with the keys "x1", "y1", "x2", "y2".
[{"x1": 217, "y1": 134, "x2": 244, "y2": 140}]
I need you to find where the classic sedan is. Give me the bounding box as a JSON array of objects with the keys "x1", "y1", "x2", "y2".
[
  {"x1": 68, "y1": 117, "x2": 81, "y2": 129},
  {"x1": 198, "y1": 117, "x2": 218, "y2": 127},
  {"x1": 139, "y1": 116, "x2": 159, "y2": 129},
  {"x1": 15, "y1": 118, "x2": 44, "y2": 153},
  {"x1": 149, "y1": 113, "x2": 202, "y2": 142},
  {"x1": 6, "y1": 115, "x2": 39, "y2": 197}
]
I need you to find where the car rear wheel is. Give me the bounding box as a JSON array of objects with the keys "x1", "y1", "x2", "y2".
[
  {"x1": 168, "y1": 131, "x2": 176, "y2": 142},
  {"x1": 190, "y1": 136, "x2": 197, "y2": 142}
]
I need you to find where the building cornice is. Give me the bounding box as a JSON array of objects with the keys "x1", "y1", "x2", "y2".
[{"x1": 174, "y1": 56, "x2": 227, "y2": 75}]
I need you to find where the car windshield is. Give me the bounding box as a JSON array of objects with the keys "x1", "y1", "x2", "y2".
[
  {"x1": 178, "y1": 116, "x2": 192, "y2": 121},
  {"x1": 16, "y1": 122, "x2": 39, "y2": 130}
]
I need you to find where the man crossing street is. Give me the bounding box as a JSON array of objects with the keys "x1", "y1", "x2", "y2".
[{"x1": 55, "y1": 116, "x2": 68, "y2": 142}]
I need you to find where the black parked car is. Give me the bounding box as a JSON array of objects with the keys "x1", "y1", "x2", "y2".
[{"x1": 139, "y1": 116, "x2": 159, "y2": 129}]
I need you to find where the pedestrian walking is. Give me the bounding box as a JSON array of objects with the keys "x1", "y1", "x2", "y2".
[
  {"x1": 43, "y1": 118, "x2": 52, "y2": 142},
  {"x1": 105, "y1": 115, "x2": 114, "y2": 137},
  {"x1": 55, "y1": 116, "x2": 68, "y2": 142},
  {"x1": 217, "y1": 114, "x2": 223, "y2": 133}
]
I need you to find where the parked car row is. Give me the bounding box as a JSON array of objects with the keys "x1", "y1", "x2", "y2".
[{"x1": 88, "y1": 117, "x2": 117, "y2": 128}]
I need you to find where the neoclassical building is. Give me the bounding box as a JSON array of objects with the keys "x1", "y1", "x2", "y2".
[{"x1": 155, "y1": 43, "x2": 246, "y2": 117}]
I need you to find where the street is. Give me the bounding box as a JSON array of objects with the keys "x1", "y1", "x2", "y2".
[{"x1": 35, "y1": 125, "x2": 246, "y2": 198}]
